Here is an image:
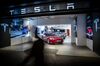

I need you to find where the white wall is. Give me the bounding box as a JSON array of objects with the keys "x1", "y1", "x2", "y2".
[
  {"x1": 23, "y1": 18, "x2": 38, "y2": 26},
  {"x1": 76, "y1": 14, "x2": 86, "y2": 46},
  {"x1": 11, "y1": 36, "x2": 30, "y2": 45},
  {"x1": 86, "y1": 39, "x2": 93, "y2": 50}
]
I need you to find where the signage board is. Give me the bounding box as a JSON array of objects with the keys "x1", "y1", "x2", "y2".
[{"x1": 9, "y1": 2, "x2": 90, "y2": 16}]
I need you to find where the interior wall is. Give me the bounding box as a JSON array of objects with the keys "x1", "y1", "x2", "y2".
[
  {"x1": 23, "y1": 18, "x2": 38, "y2": 26},
  {"x1": 87, "y1": 39, "x2": 93, "y2": 50}
]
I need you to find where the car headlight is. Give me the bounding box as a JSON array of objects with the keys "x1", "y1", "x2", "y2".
[{"x1": 49, "y1": 38, "x2": 54, "y2": 40}]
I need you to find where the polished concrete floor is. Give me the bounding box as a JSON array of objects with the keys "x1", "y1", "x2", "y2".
[{"x1": 0, "y1": 43, "x2": 100, "y2": 66}]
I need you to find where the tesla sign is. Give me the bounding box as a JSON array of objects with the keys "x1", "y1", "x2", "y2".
[
  {"x1": 94, "y1": 17, "x2": 100, "y2": 32},
  {"x1": 10, "y1": 3, "x2": 75, "y2": 15}
]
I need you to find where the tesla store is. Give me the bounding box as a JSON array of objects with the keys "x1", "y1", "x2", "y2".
[{"x1": 0, "y1": 1, "x2": 100, "y2": 56}]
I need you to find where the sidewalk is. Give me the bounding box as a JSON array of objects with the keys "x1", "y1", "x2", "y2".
[{"x1": 0, "y1": 43, "x2": 100, "y2": 66}]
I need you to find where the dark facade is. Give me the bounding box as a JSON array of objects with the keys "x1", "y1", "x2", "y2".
[{"x1": 93, "y1": 13, "x2": 100, "y2": 55}]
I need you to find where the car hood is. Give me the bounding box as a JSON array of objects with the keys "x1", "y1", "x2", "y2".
[{"x1": 48, "y1": 36, "x2": 62, "y2": 39}]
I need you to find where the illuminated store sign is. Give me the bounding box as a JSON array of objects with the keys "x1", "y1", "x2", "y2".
[
  {"x1": 0, "y1": 23, "x2": 8, "y2": 32},
  {"x1": 94, "y1": 17, "x2": 100, "y2": 32},
  {"x1": 10, "y1": 3, "x2": 75, "y2": 15},
  {"x1": 9, "y1": 2, "x2": 90, "y2": 16}
]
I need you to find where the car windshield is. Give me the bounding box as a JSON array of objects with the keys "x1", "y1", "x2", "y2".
[{"x1": 45, "y1": 33, "x2": 55, "y2": 36}]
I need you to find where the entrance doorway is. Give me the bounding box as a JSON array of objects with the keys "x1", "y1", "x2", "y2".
[{"x1": 22, "y1": 15, "x2": 75, "y2": 45}]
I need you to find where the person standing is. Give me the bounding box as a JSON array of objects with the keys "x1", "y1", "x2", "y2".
[{"x1": 20, "y1": 27, "x2": 45, "y2": 66}]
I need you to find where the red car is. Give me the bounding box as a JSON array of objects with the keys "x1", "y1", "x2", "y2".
[{"x1": 44, "y1": 35, "x2": 63, "y2": 44}]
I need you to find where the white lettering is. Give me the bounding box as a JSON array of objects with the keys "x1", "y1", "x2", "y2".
[
  {"x1": 21, "y1": 8, "x2": 26, "y2": 14},
  {"x1": 1, "y1": 23, "x2": 8, "y2": 32},
  {"x1": 67, "y1": 3, "x2": 74, "y2": 9},
  {"x1": 94, "y1": 18, "x2": 99, "y2": 32},
  {"x1": 10, "y1": 10, "x2": 14, "y2": 15},
  {"x1": 10, "y1": 3, "x2": 75, "y2": 15},
  {"x1": 49, "y1": 5, "x2": 56, "y2": 11},
  {"x1": 34, "y1": 7, "x2": 40, "y2": 12}
]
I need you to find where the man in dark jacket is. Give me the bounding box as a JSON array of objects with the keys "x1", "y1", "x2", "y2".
[{"x1": 20, "y1": 27, "x2": 45, "y2": 66}]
